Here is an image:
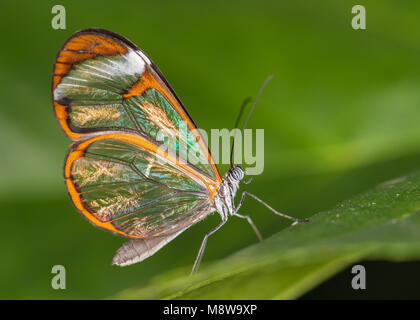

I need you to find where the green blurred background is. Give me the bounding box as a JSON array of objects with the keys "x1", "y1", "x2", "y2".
[{"x1": 1, "y1": 0, "x2": 420, "y2": 299}]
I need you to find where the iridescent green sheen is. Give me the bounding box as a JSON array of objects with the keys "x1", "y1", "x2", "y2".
[{"x1": 127, "y1": 89, "x2": 212, "y2": 177}]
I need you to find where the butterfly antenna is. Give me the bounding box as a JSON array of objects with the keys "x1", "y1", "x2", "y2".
[
  {"x1": 230, "y1": 75, "x2": 274, "y2": 167},
  {"x1": 230, "y1": 97, "x2": 252, "y2": 167},
  {"x1": 242, "y1": 74, "x2": 274, "y2": 132}
]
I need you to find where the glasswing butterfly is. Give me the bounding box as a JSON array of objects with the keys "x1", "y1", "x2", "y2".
[{"x1": 52, "y1": 29, "x2": 307, "y2": 273}]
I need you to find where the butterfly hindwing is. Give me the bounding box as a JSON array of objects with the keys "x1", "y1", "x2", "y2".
[{"x1": 65, "y1": 132, "x2": 215, "y2": 239}]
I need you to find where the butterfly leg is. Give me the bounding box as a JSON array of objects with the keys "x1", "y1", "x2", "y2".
[
  {"x1": 191, "y1": 219, "x2": 227, "y2": 275},
  {"x1": 235, "y1": 190, "x2": 247, "y2": 212},
  {"x1": 233, "y1": 191, "x2": 263, "y2": 241},
  {"x1": 232, "y1": 212, "x2": 263, "y2": 242},
  {"x1": 237, "y1": 191, "x2": 309, "y2": 224}
]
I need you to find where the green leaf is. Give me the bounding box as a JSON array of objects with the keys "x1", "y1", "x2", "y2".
[{"x1": 113, "y1": 170, "x2": 420, "y2": 299}]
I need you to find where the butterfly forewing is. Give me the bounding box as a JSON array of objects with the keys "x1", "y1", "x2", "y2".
[{"x1": 53, "y1": 28, "x2": 220, "y2": 181}]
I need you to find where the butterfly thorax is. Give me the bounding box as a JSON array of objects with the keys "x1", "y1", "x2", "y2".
[{"x1": 212, "y1": 166, "x2": 245, "y2": 221}]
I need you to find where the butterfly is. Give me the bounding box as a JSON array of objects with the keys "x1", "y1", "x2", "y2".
[{"x1": 52, "y1": 28, "x2": 307, "y2": 273}]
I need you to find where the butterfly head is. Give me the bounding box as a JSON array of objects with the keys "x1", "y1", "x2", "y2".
[{"x1": 228, "y1": 165, "x2": 245, "y2": 182}]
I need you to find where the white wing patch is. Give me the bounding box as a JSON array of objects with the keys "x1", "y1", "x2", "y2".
[{"x1": 119, "y1": 49, "x2": 146, "y2": 76}]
